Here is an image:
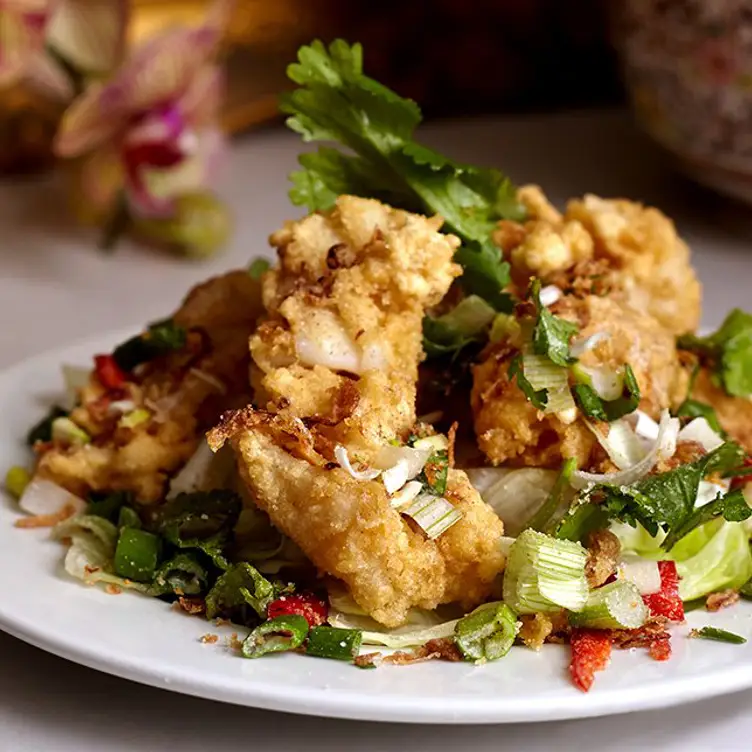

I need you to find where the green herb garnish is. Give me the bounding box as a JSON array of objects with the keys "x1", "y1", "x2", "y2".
[
  {"x1": 112, "y1": 318, "x2": 187, "y2": 372},
  {"x1": 572, "y1": 364, "x2": 641, "y2": 423},
  {"x1": 281, "y1": 39, "x2": 525, "y2": 311},
  {"x1": 204, "y1": 562, "x2": 277, "y2": 623},
  {"x1": 509, "y1": 354, "x2": 548, "y2": 410},
  {"x1": 530, "y1": 279, "x2": 578, "y2": 367},
  {"x1": 242, "y1": 615, "x2": 310, "y2": 658},
  {"x1": 690, "y1": 626, "x2": 747, "y2": 645},
  {"x1": 26, "y1": 405, "x2": 67, "y2": 446}
]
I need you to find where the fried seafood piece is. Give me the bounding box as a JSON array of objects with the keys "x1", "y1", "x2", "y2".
[
  {"x1": 499, "y1": 185, "x2": 701, "y2": 336},
  {"x1": 472, "y1": 294, "x2": 687, "y2": 468},
  {"x1": 685, "y1": 367, "x2": 752, "y2": 453},
  {"x1": 208, "y1": 410, "x2": 505, "y2": 627},
  {"x1": 250, "y1": 195, "x2": 461, "y2": 459},
  {"x1": 36, "y1": 271, "x2": 264, "y2": 503}
]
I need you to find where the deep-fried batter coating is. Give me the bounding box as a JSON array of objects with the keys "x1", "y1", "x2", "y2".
[
  {"x1": 501, "y1": 185, "x2": 701, "y2": 336},
  {"x1": 36, "y1": 271, "x2": 264, "y2": 503},
  {"x1": 209, "y1": 410, "x2": 504, "y2": 627},
  {"x1": 219, "y1": 198, "x2": 505, "y2": 624},
  {"x1": 251, "y1": 195, "x2": 461, "y2": 460},
  {"x1": 686, "y1": 367, "x2": 752, "y2": 454},
  {"x1": 472, "y1": 294, "x2": 687, "y2": 468}
]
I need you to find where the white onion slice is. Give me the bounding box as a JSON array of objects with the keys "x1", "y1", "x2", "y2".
[
  {"x1": 678, "y1": 417, "x2": 725, "y2": 453},
  {"x1": 334, "y1": 445, "x2": 381, "y2": 481},
  {"x1": 539, "y1": 284, "x2": 563, "y2": 307},
  {"x1": 576, "y1": 364, "x2": 624, "y2": 401},
  {"x1": 390, "y1": 480, "x2": 424, "y2": 509},
  {"x1": 19, "y1": 478, "x2": 86, "y2": 517},
  {"x1": 585, "y1": 419, "x2": 647, "y2": 471},
  {"x1": 107, "y1": 399, "x2": 137, "y2": 416},
  {"x1": 632, "y1": 410, "x2": 660, "y2": 442},
  {"x1": 382, "y1": 459, "x2": 410, "y2": 495},
  {"x1": 189, "y1": 368, "x2": 227, "y2": 395},
  {"x1": 374, "y1": 445, "x2": 432, "y2": 477},
  {"x1": 571, "y1": 410, "x2": 680, "y2": 490},
  {"x1": 616, "y1": 555, "x2": 662, "y2": 595},
  {"x1": 570, "y1": 332, "x2": 610, "y2": 358},
  {"x1": 167, "y1": 441, "x2": 236, "y2": 499}
]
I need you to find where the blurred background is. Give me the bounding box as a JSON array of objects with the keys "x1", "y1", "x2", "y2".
[{"x1": 3, "y1": 0, "x2": 751, "y2": 256}]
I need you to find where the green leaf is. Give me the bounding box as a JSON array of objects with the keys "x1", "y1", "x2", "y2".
[
  {"x1": 149, "y1": 552, "x2": 209, "y2": 597},
  {"x1": 248, "y1": 258, "x2": 270, "y2": 280},
  {"x1": 554, "y1": 496, "x2": 612, "y2": 543},
  {"x1": 416, "y1": 450, "x2": 450, "y2": 496},
  {"x1": 678, "y1": 309, "x2": 752, "y2": 397},
  {"x1": 87, "y1": 491, "x2": 134, "y2": 523},
  {"x1": 675, "y1": 399, "x2": 725, "y2": 435},
  {"x1": 526, "y1": 458, "x2": 578, "y2": 533},
  {"x1": 204, "y1": 562, "x2": 276, "y2": 623},
  {"x1": 572, "y1": 365, "x2": 641, "y2": 423},
  {"x1": 530, "y1": 279, "x2": 578, "y2": 367},
  {"x1": 156, "y1": 490, "x2": 242, "y2": 570},
  {"x1": 690, "y1": 626, "x2": 747, "y2": 645},
  {"x1": 112, "y1": 319, "x2": 187, "y2": 372},
  {"x1": 282, "y1": 39, "x2": 524, "y2": 310},
  {"x1": 509, "y1": 354, "x2": 547, "y2": 410},
  {"x1": 422, "y1": 295, "x2": 496, "y2": 357}
]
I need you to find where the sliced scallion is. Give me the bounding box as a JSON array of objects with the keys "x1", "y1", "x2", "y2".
[
  {"x1": 401, "y1": 492, "x2": 462, "y2": 539},
  {"x1": 242, "y1": 615, "x2": 310, "y2": 658},
  {"x1": 568, "y1": 580, "x2": 648, "y2": 630},
  {"x1": 455, "y1": 602, "x2": 519, "y2": 662},
  {"x1": 51, "y1": 417, "x2": 90, "y2": 445},
  {"x1": 118, "y1": 409, "x2": 150, "y2": 429},
  {"x1": 525, "y1": 458, "x2": 577, "y2": 533},
  {"x1": 5, "y1": 466, "x2": 31, "y2": 499},
  {"x1": 113, "y1": 528, "x2": 161, "y2": 582},
  {"x1": 503, "y1": 529, "x2": 589, "y2": 614},
  {"x1": 306, "y1": 626, "x2": 362, "y2": 661}
]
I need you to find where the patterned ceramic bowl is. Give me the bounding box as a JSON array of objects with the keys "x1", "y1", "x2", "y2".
[{"x1": 613, "y1": 0, "x2": 752, "y2": 203}]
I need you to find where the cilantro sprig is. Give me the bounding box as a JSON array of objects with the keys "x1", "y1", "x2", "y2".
[
  {"x1": 281, "y1": 39, "x2": 525, "y2": 311},
  {"x1": 678, "y1": 309, "x2": 752, "y2": 398}
]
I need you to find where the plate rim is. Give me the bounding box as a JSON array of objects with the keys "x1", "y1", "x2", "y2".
[{"x1": 1, "y1": 329, "x2": 752, "y2": 725}]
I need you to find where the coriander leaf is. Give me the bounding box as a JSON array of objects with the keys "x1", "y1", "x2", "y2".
[
  {"x1": 204, "y1": 562, "x2": 276, "y2": 623},
  {"x1": 662, "y1": 488, "x2": 751, "y2": 550},
  {"x1": 282, "y1": 39, "x2": 525, "y2": 311},
  {"x1": 678, "y1": 309, "x2": 752, "y2": 398},
  {"x1": 417, "y1": 450, "x2": 449, "y2": 496},
  {"x1": 112, "y1": 318, "x2": 187, "y2": 372},
  {"x1": 581, "y1": 442, "x2": 746, "y2": 549},
  {"x1": 572, "y1": 364, "x2": 641, "y2": 423},
  {"x1": 530, "y1": 279, "x2": 578, "y2": 366},
  {"x1": 422, "y1": 295, "x2": 496, "y2": 357},
  {"x1": 675, "y1": 399, "x2": 725, "y2": 434},
  {"x1": 26, "y1": 405, "x2": 67, "y2": 446},
  {"x1": 509, "y1": 354, "x2": 548, "y2": 410},
  {"x1": 554, "y1": 496, "x2": 613, "y2": 543},
  {"x1": 149, "y1": 552, "x2": 209, "y2": 597}
]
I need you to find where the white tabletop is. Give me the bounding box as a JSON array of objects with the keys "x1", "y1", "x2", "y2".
[{"x1": 1, "y1": 110, "x2": 751, "y2": 750}]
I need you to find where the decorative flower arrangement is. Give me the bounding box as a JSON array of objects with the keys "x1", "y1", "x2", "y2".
[{"x1": 0, "y1": 0, "x2": 234, "y2": 257}]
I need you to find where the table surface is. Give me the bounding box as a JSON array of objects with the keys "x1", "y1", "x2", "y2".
[{"x1": 2, "y1": 109, "x2": 752, "y2": 751}]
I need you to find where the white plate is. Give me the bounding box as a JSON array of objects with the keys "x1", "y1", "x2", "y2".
[{"x1": 1, "y1": 330, "x2": 752, "y2": 725}]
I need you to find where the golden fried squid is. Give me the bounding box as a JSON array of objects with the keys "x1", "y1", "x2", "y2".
[
  {"x1": 211, "y1": 197, "x2": 506, "y2": 626},
  {"x1": 497, "y1": 185, "x2": 701, "y2": 336},
  {"x1": 472, "y1": 293, "x2": 688, "y2": 468},
  {"x1": 36, "y1": 271, "x2": 264, "y2": 503}
]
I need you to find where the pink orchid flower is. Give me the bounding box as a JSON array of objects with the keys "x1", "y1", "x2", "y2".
[
  {"x1": 0, "y1": 0, "x2": 128, "y2": 97},
  {"x1": 55, "y1": 0, "x2": 231, "y2": 219}
]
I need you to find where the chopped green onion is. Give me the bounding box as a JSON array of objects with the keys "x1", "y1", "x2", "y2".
[
  {"x1": 118, "y1": 409, "x2": 151, "y2": 429},
  {"x1": 690, "y1": 627, "x2": 747, "y2": 645},
  {"x1": 568, "y1": 580, "x2": 648, "y2": 630},
  {"x1": 112, "y1": 319, "x2": 187, "y2": 372},
  {"x1": 26, "y1": 405, "x2": 67, "y2": 446},
  {"x1": 490, "y1": 313, "x2": 521, "y2": 344},
  {"x1": 51, "y1": 417, "x2": 90, "y2": 445},
  {"x1": 248, "y1": 258, "x2": 271, "y2": 280},
  {"x1": 525, "y1": 458, "x2": 577, "y2": 533},
  {"x1": 572, "y1": 364, "x2": 641, "y2": 423},
  {"x1": 503, "y1": 529, "x2": 589, "y2": 614},
  {"x1": 87, "y1": 491, "x2": 133, "y2": 523},
  {"x1": 205, "y1": 562, "x2": 275, "y2": 621},
  {"x1": 306, "y1": 626, "x2": 363, "y2": 661},
  {"x1": 5, "y1": 466, "x2": 31, "y2": 499},
  {"x1": 242, "y1": 615, "x2": 310, "y2": 658},
  {"x1": 113, "y1": 528, "x2": 161, "y2": 582},
  {"x1": 509, "y1": 354, "x2": 548, "y2": 410},
  {"x1": 521, "y1": 348, "x2": 576, "y2": 415},
  {"x1": 117, "y1": 506, "x2": 142, "y2": 530},
  {"x1": 401, "y1": 492, "x2": 462, "y2": 539},
  {"x1": 455, "y1": 602, "x2": 519, "y2": 662}
]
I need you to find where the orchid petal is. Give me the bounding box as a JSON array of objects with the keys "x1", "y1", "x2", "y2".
[
  {"x1": 54, "y1": 81, "x2": 124, "y2": 156},
  {"x1": 178, "y1": 65, "x2": 224, "y2": 128},
  {"x1": 25, "y1": 48, "x2": 72, "y2": 98},
  {"x1": 47, "y1": 0, "x2": 128, "y2": 74},
  {"x1": 123, "y1": 25, "x2": 225, "y2": 115}
]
